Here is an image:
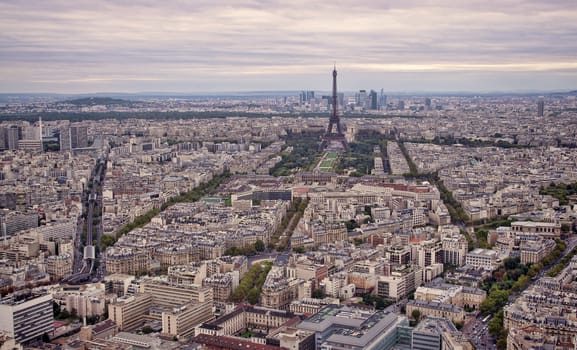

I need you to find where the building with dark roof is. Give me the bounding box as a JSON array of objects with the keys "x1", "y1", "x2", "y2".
[
  {"x1": 296, "y1": 304, "x2": 409, "y2": 350},
  {"x1": 191, "y1": 334, "x2": 286, "y2": 350}
]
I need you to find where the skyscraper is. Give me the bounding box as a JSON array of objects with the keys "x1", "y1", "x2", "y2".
[
  {"x1": 356, "y1": 90, "x2": 367, "y2": 107},
  {"x1": 537, "y1": 99, "x2": 544, "y2": 117},
  {"x1": 369, "y1": 90, "x2": 378, "y2": 110},
  {"x1": 380, "y1": 89, "x2": 387, "y2": 110}
]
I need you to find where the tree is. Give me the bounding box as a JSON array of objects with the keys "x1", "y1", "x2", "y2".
[
  {"x1": 142, "y1": 325, "x2": 153, "y2": 334},
  {"x1": 312, "y1": 289, "x2": 326, "y2": 299},
  {"x1": 87, "y1": 315, "x2": 100, "y2": 325},
  {"x1": 512, "y1": 275, "x2": 529, "y2": 292},
  {"x1": 504, "y1": 257, "x2": 519, "y2": 270},
  {"x1": 59, "y1": 309, "x2": 70, "y2": 319},
  {"x1": 374, "y1": 296, "x2": 387, "y2": 310},
  {"x1": 345, "y1": 220, "x2": 360, "y2": 231},
  {"x1": 293, "y1": 246, "x2": 305, "y2": 254},
  {"x1": 101, "y1": 234, "x2": 116, "y2": 250},
  {"x1": 52, "y1": 301, "x2": 61, "y2": 318},
  {"x1": 497, "y1": 331, "x2": 508, "y2": 350},
  {"x1": 411, "y1": 309, "x2": 421, "y2": 323},
  {"x1": 247, "y1": 288, "x2": 260, "y2": 305},
  {"x1": 480, "y1": 288, "x2": 509, "y2": 315},
  {"x1": 254, "y1": 239, "x2": 265, "y2": 252}
]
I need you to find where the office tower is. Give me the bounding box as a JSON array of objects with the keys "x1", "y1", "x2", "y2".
[
  {"x1": 369, "y1": 90, "x2": 378, "y2": 110},
  {"x1": 398, "y1": 100, "x2": 405, "y2": 111},
  {"x1": 425, "y1": 98, "x2": 432, "y2": 111},
  {"x1": 0, "y1": 292, "x2": 53, "y2": 344},
  {"x1": 537, "y1": 99, "x2": 544, "y2": 117},
  {"x1": 356, "y1": 89, "x2": 367, "y2": 107},
  {"x1": 299, "y1": 91, "x2": 315, "y2": 104},
  {"x1": 380, "y1": 89, "x2": 387, "y2": 110},
  {"x1": 337, "y1": 92, "x2": 345, "y2": 108}
]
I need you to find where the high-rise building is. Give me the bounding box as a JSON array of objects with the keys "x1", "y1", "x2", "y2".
[
  {"x1": 369, "y1": 90, "x2": 378, "y2": 110},
  {"x1": 0, "y1": 127, "x2": 6, "y2": 150},
  {"x1": 5, "y1": 126, "x2": 21, "y2": 150},
  {"x1": 425, "y1": 98, "x2": 432, "y2": 111},
  {"x1": 379, "y1": 89, "x2": 387, "y2": 110},
  {"x1": 17, "y1": 123, "x2": 43, "y2": 151},
  {"x1": 59, "y1": 126, "x2": 71, "y2": 151},
  {"x1": 299, "y1": 91, "x2": 315, "y2": 104},
  {"x1": 0, "y1": 292, "x2": 53, "y2": 344},
  {"x1": 537, "y1": 99, "x2": 545, "y2": 117},
  {"x1": 356, "y1": 89, "x2": 367, "y2": 107},
  {"x1": 71, "y1": 125, "x2": 88, "y2": 149},
  {"x1": 60, "y1": 125, "x2": 88, "y2": 151}
]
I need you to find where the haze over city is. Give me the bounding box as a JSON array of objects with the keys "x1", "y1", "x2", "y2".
[{"x1": 1, "y1": 0, "x2": 576, "y2": 93}]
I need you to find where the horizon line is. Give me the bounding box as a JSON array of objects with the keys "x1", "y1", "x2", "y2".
[{"x1": 0, "y1": 88, "x2": 576, "y2": 97}]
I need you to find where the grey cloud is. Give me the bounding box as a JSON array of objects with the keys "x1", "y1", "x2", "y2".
[{"x1": 0, "y1": 0, "x2": 575, "y2": 92}]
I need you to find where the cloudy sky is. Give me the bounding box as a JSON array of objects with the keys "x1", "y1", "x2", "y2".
[{"x1": 1, "y1": 0, "x2": 576, "y2": 93}]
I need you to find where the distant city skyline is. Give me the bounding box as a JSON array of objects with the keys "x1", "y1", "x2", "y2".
[{"x1": 1, "y1": 0, "x2": 576, "y2": 94}]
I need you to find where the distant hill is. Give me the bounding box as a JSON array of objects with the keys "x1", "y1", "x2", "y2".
[{"x1": 62, "y1": 97, "x2": 135, "y2": 106}]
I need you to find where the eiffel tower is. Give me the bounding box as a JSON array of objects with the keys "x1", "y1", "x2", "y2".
[{"x1": 321, "y1": 65, "x2": 347, "y2": 150}]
